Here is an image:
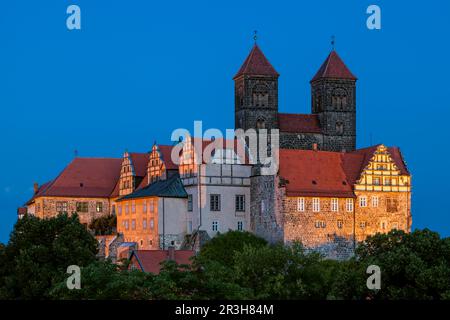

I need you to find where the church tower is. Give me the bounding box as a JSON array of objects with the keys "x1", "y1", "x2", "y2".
[
  {"x1": 311, "y1": 50, "x2": 357, "y2": 152},
  {"x1": 234, "y1": 44, "x2": 279, "y2": 132}
]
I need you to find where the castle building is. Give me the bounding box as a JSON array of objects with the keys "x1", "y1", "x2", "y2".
[
  {"x1": 234, "y1": 44, "x2": 411, "y2": 258},
  {"x1": 25, "y1": 158, "x2": 122, "y2": 226},
  {"x1": 179, "y1": 136, "x2": 252, "y2": 239},
  {"x1": 22, "y1": 42, "x2": 412, "y2": 259}
]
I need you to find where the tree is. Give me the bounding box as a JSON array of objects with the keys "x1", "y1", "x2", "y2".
[
  {"x1": 232, "y1": 242, "x2": 337, "y2": 299},
  {"x1": 89, "y1": 214, "x2": 116, "y2": 236},
  {"x1": 195, "y1": 231, "x2": 267, "y2": 267},
  {"x1": 0, "y1": 213, "x2": 98, "y2": 299},
  {"x1": 331, "y1": 229, "x2": 450, "y2": 300},
  {"x1": 50, "y1": 260, "x2": 153, "y2": 299}
]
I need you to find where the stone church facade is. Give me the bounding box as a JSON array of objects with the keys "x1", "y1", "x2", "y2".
[{"x1": 234, "y1": 44, "x2": 411, "y2": 258}]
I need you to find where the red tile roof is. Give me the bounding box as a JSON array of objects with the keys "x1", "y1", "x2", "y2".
[
  {"x1": 311, "y1": 50, "x2": 356, "y2": 82},
  {"x1": 278, "y1": 113, "x2": 322, "y2": 134},
  {"x1": 233, "y1": 44, "x2": 279, "y2": 79},
  {"x1": 279, "y1": 145, "x2": 410, "y2": 197},
  {"x1": 29, "y1": 158, "x2": 122, "y2": 199},
  {"x1": 279, "y1": 149, "x2": 355, "y2": 197},
  {"x1": 129, "y1": 153, "x2": 149, "y2": 177},
  {"x1": 157, "y1": 145, "x2": 178, "y2": 170},
  {"x1": 130, "y1": 249, "x2": 194, "y2": 274}
]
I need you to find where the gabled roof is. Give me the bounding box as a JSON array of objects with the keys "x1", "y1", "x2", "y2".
[
  {"x1": 311, "y1": 50, "x2": 356, "y2": 82},
  {"x1": 157, "y1": 145, "x2": 178, "y2": 170},
  {"x1": 349, "y1": 145, "x2": 410, "y2": 175},
  {"x1": 117, "y1": 174, "x2": 187, "y2": 201},
  {"x1": 279, "y1": 145, "x2": 410, "y2": 197},
  {"x1": 233, "y1": 44, "x2": 279, "y2": 79},
  {"x1": 130, "y1": 249, "x2": 194, "y2": 274},
  {"x1": 278, "y1": 113, "x2": 322, "y2": 134},
  {"x1": 129, "y1": 153, "x2": 149, "y2": 177},
  {"x1": 27, "y1": 158, "x2": 122, "y2": 201}
]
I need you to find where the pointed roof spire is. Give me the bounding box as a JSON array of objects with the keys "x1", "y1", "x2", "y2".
[
  {"x1": 311, "y1": 50, "x2": 357, "y2": 82},
  {"x1": 233, "y1": 44, "x2": 279, "y2": 79}
]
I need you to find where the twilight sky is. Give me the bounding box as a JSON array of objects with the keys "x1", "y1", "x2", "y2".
[{"x1": 1, "y1": 0, "x2": 449, "y2": 242}]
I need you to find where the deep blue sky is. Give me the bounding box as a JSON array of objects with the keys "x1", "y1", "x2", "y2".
[{"x1": 1, "y1": 0, "x2": 449, "y2": 243}]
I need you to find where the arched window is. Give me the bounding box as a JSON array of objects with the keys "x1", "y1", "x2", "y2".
[
  {"x1": 252, "y1": 83, "x2": 269, "y2": 107},
  {"x1": 236, "y1": 86, "x2": 243, "y2": 107},
  {"x1": 336, "y1": 121, "x2": 344, "y2": 135},
  {"x1": 332, "y1": 88, "x2": 348, "y2": 110},
  {"x1": 256, "y1": 118, "x2": 266, "y2": 129}
]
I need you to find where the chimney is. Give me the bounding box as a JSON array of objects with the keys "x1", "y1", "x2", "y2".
[
  {"x1": 312, "y1": 143, "x2": 318, "y2": 151},
  {"x1": 33, "y1": 182, "x2": 39, "y2": 194},
  {"x1": 168, "y1": 246, "x2": 175, "y2": 261}
]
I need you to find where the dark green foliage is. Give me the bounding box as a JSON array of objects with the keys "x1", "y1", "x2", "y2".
[
  {"x1": 0, "y1": 213, "x2": 98, "y2": 299},
  {"x1": 88, "y1": 214, "x2": 117, "y2": 236},
  {"x1": 2, "y1": 223, "x2": 450, "y2": 300},
  {"x1": 196, "y1": 230, "x2": 267, "y2": 267},
  {"x1": 330, "y1": 229, "x2": 450, "y2": 300}
]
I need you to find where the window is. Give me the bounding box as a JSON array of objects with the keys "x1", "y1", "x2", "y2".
[
  {"x1": 372, "y1": 196, "x2": 379, "y2": 207},
  {"x1": 385, "y1": 177, "x2": 392, "y2": 186},
  {"x1": 56, "y1": 201, "x2": 68, "y2": 214},
  {"x1": 314, "y1": 221, "x2": 326, "y2": 228},
  {"x1": 143, "y1": 201, "x2": 147, "y2": 213},
  {"x1": 143, "y1": 219, "x2": 147, "y2": 229},
  {"x1": 111, "y1": 205, "x2": 116, "y2": 215},
  {"x1": 237, "y1": 221, "x2": 243, "y2": 231},
  {"x1": 337, "y1": 220, "x2": 343, "y2": 229},
  {"x1": 188, "y1": 221, "x2": 193, "y2": 234},
  {"x1": 386, "y1": 198, "x2": 398, "y2": 213},
  {"x1": 149, "y1": 199, "x2": 155, "y2": 213},
  {"x1": 312, "y1": 198, "x2": 320, "y2": 212},
  {"x1": 346, "y1": 199, "x2": 354, "y2": 212},
  {"x1": 256, "y1": 119, "x2": 266, "y2": 129},
  {"x1": 131, "y1": 219, "x2": 136, "y2": 230},
  {"x1": 360, "y1": 221, "x2": 367, "y2": 228},
  {"x1": 131, "y1": 201, "x2": 136, "y2": 213},
  {"x1": 187, "y1": 194, "x2": 193, "y2": 212},
  {"x1": 125, "y1": 203, "x2": 129, "y2": 214},
  {"x1": 150, "y1": 218, "x2": 154, "y2": 230},
  {"x1": 210, "y1": 194, "x2": 221, "y2": 211},
  {"x1": 335, "y1": 122, "x2": 344, "y2": 135},
  {"x1": 76, "y1": 202, "x2": 88, "y2": 213},
  {"x1": 359, "y1": 196, "x2": 367, "y2": 208},
  {"x1": 235, "y1": 195, "x2": 245, "y2": 212},
  {"x1": 392, "y1": 222, "x2": 399, "y2": 230},
  {"x1": 297, "y1": 198, "x2": 305, "y2": 212},
  {"x1": 212, "y1": 221, "x2": 218, "y2": 231},
  {"x1": 331, "y1": 198, "x2": 339, "y2": 212},
  {"x1": 96, "y1": 202, "x2": 103, "y2": 213},
  {"x1": 261, "y1": 200, "x2": 266, "y2": 215},
  {"x1": 380, "y1": 221, "x2": 387, "y2": 230},
  {"x1": 118, "y1": 205, "x2": 122, "y2": 215},
  {"x1": 373, "y1": 177, "x2": 381, "y2": 185},
  {"x1": 124, "y1": 220, "x2": 129, "y2": 230}
]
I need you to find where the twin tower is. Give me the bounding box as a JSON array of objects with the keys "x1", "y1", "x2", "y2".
[{"x1": 233, "y1": 44, "x2": 357, "y2": 152}]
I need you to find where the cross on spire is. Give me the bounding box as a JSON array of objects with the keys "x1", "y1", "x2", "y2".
[
  {"x1": 253, "y1": 30, "x2": 258, "y2": 43},
  {"x1": 331, "y1": 35, "x2": 335, "y2": 50}
]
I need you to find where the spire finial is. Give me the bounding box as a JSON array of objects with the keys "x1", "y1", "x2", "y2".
[
  {"x1": 331, "y1": 35, "x2": 335, "y2": 50},
  {"x1": 253, "y1": 30, "x2": 258, "y2": 43},
  {"x1": 74, "y1": 149, "x2": 78, "y2": 158}
]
